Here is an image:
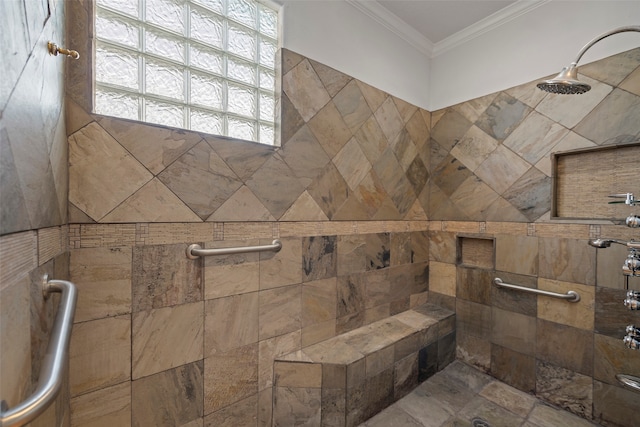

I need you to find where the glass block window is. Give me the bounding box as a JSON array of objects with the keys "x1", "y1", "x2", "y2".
[{"x1": 94, "y1": 0, "x2": 279, "y2": 145}]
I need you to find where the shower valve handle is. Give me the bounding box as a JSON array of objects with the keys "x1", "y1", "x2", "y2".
[
  {"x1": 624, "y1": 298, "x2": 640, "y2": 310},
  {"x1": 627, "y1": 215, "x2": 640, "y2": 228},
  {"x1": 624, "y1": 335, "x2": 640, "y2": 350},
  {"x1": 626, "y1": 325, "x2": 640, "y2": 337}
]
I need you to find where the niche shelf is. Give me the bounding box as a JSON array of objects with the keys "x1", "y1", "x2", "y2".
[{"x1": 456, "y1": 235, "x2": 495, "y2": 269}]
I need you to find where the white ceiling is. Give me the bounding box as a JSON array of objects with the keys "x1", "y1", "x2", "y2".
[{"x1": 377, "y1": 0, "x2": 517, "y2": 43}]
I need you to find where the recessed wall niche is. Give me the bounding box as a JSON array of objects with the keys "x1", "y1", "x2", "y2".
[
  {"x1": 553, "y1": 142, "x2": 640, "y2": 220},
  {"x1": 456, "y1": 235, "x2": 495, "y2": 269}
]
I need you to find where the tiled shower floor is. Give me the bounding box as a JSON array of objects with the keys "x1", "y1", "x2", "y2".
[{"x1": 360, "y1": 361, "x2": 601, "y2": 427}]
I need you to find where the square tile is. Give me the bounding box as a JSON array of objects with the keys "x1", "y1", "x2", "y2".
[
  {"x1": 302, "y1": 235, "x2": 337, "y2": 282},
  {"x1": 204, "y1": 344, "x2": 258, "y2": 413},
  {"x1": 205, "y1": 292, "x2": 259, "y2": 356},
  {"x1": 258, "y1": 284, "x2": 301, "y2": 340}
]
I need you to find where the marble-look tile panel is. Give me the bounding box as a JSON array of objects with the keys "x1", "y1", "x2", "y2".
[
  {"x1": 258, "y1": 284, "x2": 302, "y2": 340},
  {"x1": 132, "y1": 361, "x2": 204, "y2": 427},
  {"x1": 132, "y1": 243, "x2": 202, "y2": 312},
  {"x1": 158, "y1": 141, "x2": 243, "y2": 220},
  {"x1": 205, "y1": 292, "x2": 259, "y2": 356},
  {"x1": 450, "y1": 125, "x2": 499, "y2": 172},
  {"x1": 283, "y1": 59, "x2": 331, "y2": 122},
  {"x1": 536, "y1": 319, "x2": 593, "y2": 376},
  {"x1": 279, "y1": 125, "x2": 331, "y2": 188},
  {"x1": 405, "y1": 109, "x2": 430, "y2": 151},
  {"x1": 389, "y1": 233, "x2": 410, "y2": 266},
  {"x1": 357, "y1": 80, "x2": 387, "y2": 113},
  {"x1": 476, "y1": 92, "x2": 532, "y2": 142},
  {"x1": 538, "y1": 237, "x2": 596, "y2": 285},
  {"x1": 70, "y1": 247, "x2": 132, "y2": 323},
  {"x1": 393, "y1": 353, "x2": 419, "y2": 401},
  {"x1": 431, "y1": 154, "x2": 473, "y2": 198},
  {"x1": 574, "y1": 88, "x2": 640, "y2": 145},
  {"x1": 97, "y1": 116, "x2": 203, "y2": 175},
  {"x1": 364, "y1": 233, "x2": 390, "y2": 271},
  {"x1": 204, "y1": 343, "x2": 259, "y2": 413},
  {"x1": 490, "y1": 345, "x2": 535, "y2": 393},
  {"x1": 204, "y1": 240, "x2": 260, "y2": 299},
  {"x1": 430, "y1": 109, "x2": 473, "y2": 152},
  {"x1": 453, "y1": 93, "x2": 498, "y2": 124},
  {"x1": 429, "y1": 261, "x2": 456, "y2": 297},
  {"x1": 393, "y1": 97, "x2": 418, "y2": 124},
  {"x1": 70, "y1": 382, "x2": 132, "y2": 427},
  {"x1": 273, "y1": 386, "x2": 321, "y2": 426},
  {"x1": 204, "y1": 394, "x2": 257, "y2": 427},
  {"x1": 491, "y1": 307, "x2": 536, "y2": 356},
  {"x1": 536, "y1": 361, "x2": 593, "y2": 419},
  {"x1": 68, "y1": 122, "x2": 152, "y2": 221},
  {"x1": 69, "y1": 315, "x2": 131, "y2": 396},
  {"x1": 132, "y1": 302, "x2": 204, "y2": 379},
  {"x1": 495, "y1": 234, "x2": 538, "y2": 276},
  {"x1": 392, "y1": 129, "x2": 418, "y2": 172},
  {"x1": 259, "y1": 236, "x2": 302, "y2": 289},
  {"x1": 537, "y1": 278, "x2": 595, "y2": 330}
]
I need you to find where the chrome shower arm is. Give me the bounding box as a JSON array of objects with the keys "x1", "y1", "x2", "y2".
[
  {"x1": 588, "y1": 238, "x2": 640, "y2": 249},
  {"x1": 571, "y1": 25, "x2": 640, "y2": 67}
]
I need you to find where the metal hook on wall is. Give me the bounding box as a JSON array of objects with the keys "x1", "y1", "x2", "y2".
[{"x1": 47, "y1": 41, "x2": 80, "y2": 59}]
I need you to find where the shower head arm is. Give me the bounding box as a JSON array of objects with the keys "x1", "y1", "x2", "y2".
[{"x1": 571, "y1": 25, "x2": 640, "y2": 67}]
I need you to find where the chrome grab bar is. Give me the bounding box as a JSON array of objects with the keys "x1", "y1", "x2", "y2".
[
  {"x1": 0, "y1": 276, "x2": 77, "y2": 427},
  {"x1": 616, "y1": 374, "x2": 640, "y2": 393},
  {"x1": 186, "y1": 239, "x2": 282, "y2": 259},
  {"x1": 493, "y1": 278, "x2": 580, "y2": 303}
]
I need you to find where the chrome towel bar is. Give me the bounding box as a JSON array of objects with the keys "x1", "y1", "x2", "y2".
[
  {"x1": 0, "y1": 275, "x2": 78, "y2": 427},
  {"x1": 186, "y1": 239, "x2": 282, "y2": 259},
  {"x1": 493, "y1": 278, "x2": 580, "y2": 303}
]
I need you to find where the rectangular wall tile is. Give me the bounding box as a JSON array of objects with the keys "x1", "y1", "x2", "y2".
[
  {"x1": 71, "y1": 382, "x2": 132, "y2": 427},
  {"x1": 205, "y1": 292, "x2": 259, "y2": 356},
  {"x1": 204, "y1": 239, "x2": 260, "y2": 299}
]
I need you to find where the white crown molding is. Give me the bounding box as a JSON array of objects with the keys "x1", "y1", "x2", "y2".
[
  {"x1": 347, "y1": 0, "x2": 550, "y2": 59},
  {"x1": 345, "y1": 0, "x2": 434, "y2": 56},
  {"x1": 432, "y1": 0, "x2": 551, "y2": 57}
]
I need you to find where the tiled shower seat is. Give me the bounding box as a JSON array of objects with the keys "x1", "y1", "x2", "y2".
[{"x1": 272, "y1": 303, "x2": 456, "y2": 426}]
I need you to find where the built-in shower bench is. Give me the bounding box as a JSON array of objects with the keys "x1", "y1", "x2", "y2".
[{"x1": 272, "y1": 303, "x2": 456, "y2": 426}]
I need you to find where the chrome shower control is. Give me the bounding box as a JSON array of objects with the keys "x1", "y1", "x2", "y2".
[
  {"x1": 624, "y1": 335, "x2": 640, "y2": 350},
  {"x1": 626, "y1": 325, "x2": 640, "y2": 337},
  {"x1": 627, "y1": 291, "x2": 640, "y2": 298},
  {"x1": 624, "y1": 298, "x2": 640, "y2": 310},
  {"x1": 623, "y1": 250, "x2": 640, "y2": 277},
  {"x1": 627, "y1": 215, "x2": 640, "y2": 228}
]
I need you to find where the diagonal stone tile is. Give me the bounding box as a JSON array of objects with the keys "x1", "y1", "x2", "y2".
[
  {"x1": 280, "y1": 191, "x2": 329, "y2": 221},
  {"x1": 307, "y1": 162, "x2": 349, "y2": 220},
  {"x1": 393, "y1": 96, "x2": 418, "y2": 124},
  {"x1": 307, "y1": 101, "x2": 352, "y2": 158},
  {"x1": 574, "y1": 88, "x2": 640, "y2": 145},
  {"x1": 356, "y1": 80, "x2": 387, "y2": 112},
  {"x1": 392, "y1": 129, "x2": 418, "y2": 171},
  {"x1": 404, "y1": 199, "x2": 428, "y2": 221},
  {"x1": 280, "y1": 93, "x2": 306, "y2": 145},
  {"x1": 283, "y1": 59, "x2": 331, "y2": 122},
  {"x1": 405, "y1": 110, "x2": 430, "y2": 152},
  {"x1": 374, "y1": 96, "x2": 404, "y2": 144},
  {"x1": 333, "y1": 80, "x2": 373, "y2": 133},
  {"x1": 245, "y1": 153, "x2": 305, "y2": 219},
  {"x1": 332, "y1": 137, "x2": 371, "y2": 191},
  {"x1": 373, "y1": 194, "x2": 402, "y2": 220},
  {"x1": 280, "y1": 125, "x2": 331, "y2": 188},
  {"x1": 332, "y1": 195, "x2": 370, "y2": 220},
  {"x1": 449, "y1": 176, "x2": 500, "y2": 220},
  {"x1": 453, "y1": 92, "x2": 498, "y2": 123},
  {"x1": 430, "y1": 108, "x2": 473, "y2": 152},
  {"x1": 431, "y1": 154, "x2": 472, "y2": 197},
  {"x1": 352, "y1": 171, "x2": 387, "y2": 218},
  {"x1": 373, "y1": 148, "x2": 416, "y2": 216},
  {"x1": 205, "y1": 135, "x2": 275, "y2": 182},
  {"x1": 450, "y1": 125, "x2": 499, "y2": 172},
  {"x1": 158, "y1": 141, "x2": 243, "y2": 220},
  {"x1": 620, "y1": 65, "x2": 640, "y2": 96},
  {"x1": 308, "y1": 59, "x2": 352, "y2": 97},
  {"x1": 102, "y1": 178, "x2": 201, "y2": 223},
  {"x1": 475, "y1": 145, "x2": 531, "y2": 195},
  {"x1": 504, "y1": 111, "x2": 570, "y2": 164},
  {"x1": 535, "y1": 75, "x2": 612, "y2": 129},
  {"x1": 534, "y1": 131, "x2": 596, "y2": 177},
  {"x1": 579, "y1": 48, "x2": 640, "y2": 87},
  {"x1": 429, "y1": 183, "x2": 469, "y2": 221},
  {"x1": 281, "y1": 48, "x2": 305, "y2": 75},
  {"x1": 207, "y1": 185, "x2": 275, "y2": 222},
  {"x1": 506, "y1": 79, "x2": 547, "y2": 109},
  {"x1": 354, "y1": 115, "x2": 389, "y2": 164},
  {"x1": 483, "y1": 196, "x2": 529, "y2": 222},
  {"x1": 97, "y1": 117, "x2": 203, "y2": 175},
  {"x1": 0, "y1": 128, "x2": 31, "y2": 233},
  {"x1": 476, "y1": 92, "x2": 532, "y2": 142},
  {"x1": 405, "y1": 155, "x2": 429, "y2": 196},
  {"x1": 502, "y1": 167, "x2": 551, "y2": 221},
  {"x1": 69, "y1": 122, "x2": 152, "y2": 221}
]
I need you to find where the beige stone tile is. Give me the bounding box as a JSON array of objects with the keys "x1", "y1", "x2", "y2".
[
  {"x1": 475, "y1": 145, "x2": 531, "y2": 195},
  {"x1": 280, "y1": 191, "x2": 330, "y2": 221},
  {"x1": 204, "y1": 240, "x2": 260, "y2": 299},
  {"x1": 205, "y1": 292, "x2": 259, "y2": 357},
  {"x1": 258, "y1": 284, "x2": 302, "y2": 340},
  {"x1": 301, "y1": 319, "x2": 336, "y2": 347},
  {"x1": 274, "y1": 361, "x2": 322, "y2": 388},
  {"x1": 333, "y1": 79, "x2": 373, "y2": 133},
  {"x1": 503, "y1": 111, "x2": 570, "y2": 165},
  {"x1": 70, "y1": 382, "x2": 131, "y2": 427},
  {"x1": 70, "y1": 247, "x2": 131, "y2": 322},
  {"x1": 204, "y1": 344, "x2": 258, "y2": 413},
  {"x1": 449, "y1": 176, "x2": 500, "y2": 220},
  {"x1": 332, "y1": 137, "x2": 372, "y2": 191},
  {"x1": 619, "y1": 64, "x2": 640, "y2": 96},
  {"x1": 97, "y1": 116, "x2": 202, "y2": 175},
  {"x1": 273, "y1": 387, "x2": 321, "y2": 426},
  {"x1": 204, "y1": 394, "x2": 258, "y2": 427},
  {"x1": 306, "y1": 162, "x2": 349, "y2": 220},
  {"x1": 302, "y1": 277, "x2": 337, "y2": 327},
  {"x1": 527, "y1": 401, "x2": 596, "y2": 427},
  {"x1": 495, "y1": 234, "x2": 538, "y2": 276},
  {"x1": 356, "y1": 80, "x2": 387, "y2": 112},
  {"x1": 539, "y1": 237, "x2": 596, "y2": 286},
  {"x1": 429, "y1": 261, "x2": 456, "y2": 297},
  {"x1": 280, "y1": 125, "x2": 332, "y2": 188},
  {"x1": 374, "y1": 96, "x2": 404, "y2": 144},
  {"x1": 491, "y1": 307, "x2": 536, "y2": 356},
  {"x1": 283, "y1": 59, "x2": 331, "y2": 122},
  {"x1": 69, "y1": 122, "x2": 152, "y2": 221},
  {"x1": 0, "y1": 231, "x2": 37, "y2": 292},
  {"x1": 450, "y1": 125, "x2": 499, "y2": 172},
  {"x1": 65, "y1": 97, "x2": 94, "y2": 135},
  {"x1": 405, "y1": 109, "x2": 430, "y2": 150},
  {"x1": 537, "y1": 278, "x2": 595, "y2": 330},
  {"x1": 205, "y1": 135, "x2": 275, "y2": 182},
  {"x1": 102, "y1": 178, "x2": 201, "y2": 223},
  {"x1": 258, "y1": 330, "x2": 301, "y2": 390},
  {"x1": 505, "y1": 79, "x2": 547, "y2": 109},
  {"x1": 453, "y1": 92, "x2": 498, "y2": 123},
  {"x1": 354, "y1": 115, "x2": 390, "y2": 165},
  {"x1": 308, "y1": 59, "x2": 351, "y2": 97},
  {"x1": 574, "y1": 88, "x2": 640, "y2": 145},
  {"x1": 70, "y1": 315, "x2": 131, "y2": 396},
  {"x1": 207, "y1": 185, "x2": 275, "y2": 222},
  {"x1": 479, "y1": 380, "x2": 537, "y2": 417},
  {"x1": 132, "y1": 302, "x2": 204, "y2": 379},
  {"x1": 0, "y1": 275, "x2": 31, "y2": 407},
  {"x1": 580, "y1": 48, "x2": 640, "y2": 87},
  {"x1": 596, "y1": 242, "x2": 633, "y2": 289},
  {"x1": 534, "y1": 131, "x2": 596, "y2": 177},
  {"x1": 259, "y1": 237, "x2": 302, "y2": 290},
  {"x1": 307, "y1": 101, "x2": 352, "y2": 158},
  {"x1": 392, "y1": 129, "x2": 418, "y2": 172}
]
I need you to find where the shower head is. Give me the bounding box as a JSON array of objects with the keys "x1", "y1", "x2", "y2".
[{"x1": 537, "y1": 25, "x2": 640, "y2": 95}]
